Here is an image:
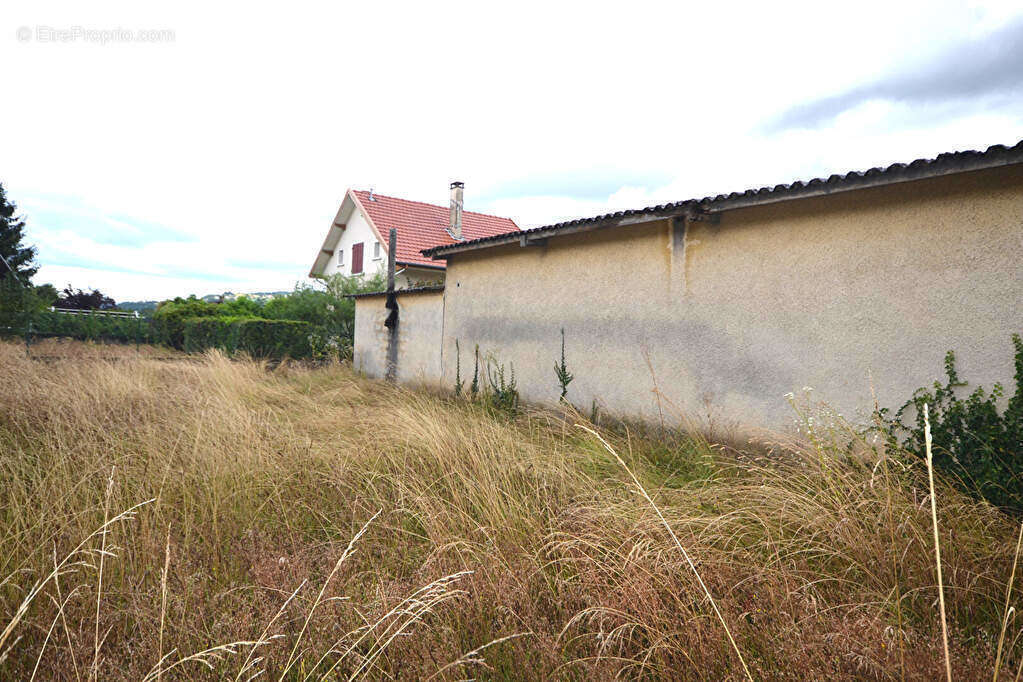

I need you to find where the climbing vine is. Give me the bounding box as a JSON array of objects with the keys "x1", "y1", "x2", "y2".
[{"x1": 881, "y1": 333, "x2": 1023, "y2": 512}]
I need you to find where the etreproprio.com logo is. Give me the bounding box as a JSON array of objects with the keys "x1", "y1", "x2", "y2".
[{"x1": 16, "y1": 25, "x2": 175, "y2": 44}]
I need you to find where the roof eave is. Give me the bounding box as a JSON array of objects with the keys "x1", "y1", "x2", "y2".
[
  {"x1": 699, "y1": 147, "x2": 1023, "y2": 214},
  {"x1": 347, "y1": 284, "x2": 445, "y2": 299},
  {"x1": 424, "y1": 204, "x2": 691, "y2": 259},
  {"x1": 397, "y1": 260, "x2": 446, "y2": 271},
  {"x1": 423, "y1": 140, "x2": 1023, "y2": 260},
  {"x1": 309, "y1": 191, "x2": 359, "y2": 277}
]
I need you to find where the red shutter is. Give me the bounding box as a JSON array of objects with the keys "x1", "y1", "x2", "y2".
[{"x1": 352, "y1": 242, "x2": 364, "y2": 274}]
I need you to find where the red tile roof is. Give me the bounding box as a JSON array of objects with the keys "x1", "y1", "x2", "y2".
[{"x1": 351, "y1": 190, "x2": 518, "y2": 268}]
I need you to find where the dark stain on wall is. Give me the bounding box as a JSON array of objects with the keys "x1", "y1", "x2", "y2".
[{"x1": 454, "y1": 312, "x2": 793, "y2": 401}]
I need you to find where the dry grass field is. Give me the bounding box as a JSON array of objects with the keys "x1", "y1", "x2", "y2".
[
  {"x1": 19, "y1": 337, "x2": 186, "y2": 361},
  {"x1": 1, "y1": 339, "x2": 1021, "y2": 680}
]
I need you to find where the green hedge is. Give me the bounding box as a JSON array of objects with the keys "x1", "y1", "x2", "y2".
[
  {"x1": 151, "y1": 297, "x2": 222, "y2": 349},
  {"x1": 28, "y1": 311, "x2": 151, "y2": 344},
  {"x1": 182, "y1": 316, "x2": 312, "y2": 359}
]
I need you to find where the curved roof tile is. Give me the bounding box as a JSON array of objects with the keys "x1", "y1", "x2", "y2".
[
  {"x1": 423, "y1": 140, "x2": 1023, "y2": 259},
  {"x1": 352, "y1": 190, "x2": 518, "y2": 268}
]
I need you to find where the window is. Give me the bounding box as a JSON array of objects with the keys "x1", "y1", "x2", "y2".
[
  {"x1": 351, "y1": 242, "x2": 364, "y2": 274},
  {"x1": 373, "y1": 241, "x2": 382, "y2": 259},
  {"x1": 337, "y1": 247, "x2": 344, "y2": 268}
]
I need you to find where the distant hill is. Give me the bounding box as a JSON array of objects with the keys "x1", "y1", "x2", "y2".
[
  {"x1": 198, "y1": 291, "x2": 291, "y2": 303},
  {"x1": 117, "y1": 300, "x2": 159, "y2": 313},
  {"x1": 119, "y1": 290, "x2": 291, "y2": 312}
]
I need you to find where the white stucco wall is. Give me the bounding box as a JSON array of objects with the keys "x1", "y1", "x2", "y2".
[
  {"x1": 436, "y1": 165, "x2": 1023, "y2": 429},
  {"x1": 323, "y1": 209, "x2": 386, "y2": 278},
  {"x1": 353, "y1": 291, "x2": 445, "y2": 386}
]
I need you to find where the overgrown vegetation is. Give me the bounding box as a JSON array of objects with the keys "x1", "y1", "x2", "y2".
[
  {"x1": 454, "y1": 339, "x2": 464, "y2": 397},
  {"x1": 0, "y1": 273, "x2": 387, "y2": 359},
  {"x1": 3, "y1": 340, "x2": 1017, "y2": 679},
  {"x1": 454, "y1": 340, "x2": 520, "y2": 413},
  {"x1": 554, "y1": 327, "x2": 573, "y2": 401},
  {"x1": 884, "y1": 334, "x2": 1023, "y2": 512},
  {"x1": 32, "y1": 309, "x2": 150, "y2": 344},
  {"x1": 182, "y1": 316, "x2": 313, "y2": 358},
  {"x1": 151, "y1": 295, "x2": 267, "y2": 349},
  {"x1": 0, "y1": 278, "x2": 57, "y2": 333},
  {"x1": 147, "y1": 274, "x2": 385, "y2": 359},
  {"x1": 471, "y1": 343, "x2": 480, "y2": 397},
  {"x1": 484, "y1": 358, "x2": 519, "y2": 413},
  {"x1": 265, "y1": 273, "x2": 386, "y2": 358}
]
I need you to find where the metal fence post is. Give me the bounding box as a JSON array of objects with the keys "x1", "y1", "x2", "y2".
[{"x1": 135, "y1": 311, "x2": 141, "y2": 355}]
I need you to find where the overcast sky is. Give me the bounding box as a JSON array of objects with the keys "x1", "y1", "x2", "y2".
[{"x1": 3, "y1": 1, "x2": 1022, "y2": 301}]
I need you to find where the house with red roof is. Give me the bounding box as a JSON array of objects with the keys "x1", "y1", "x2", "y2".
[{"x1": 309, "y1": 183, "x2": 518, "y2": 287}]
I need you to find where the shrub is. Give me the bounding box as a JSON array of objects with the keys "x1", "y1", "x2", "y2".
[
  {"x1": 884, "y1": 334, "x2": 1023, "y2": 511},
  {"x1": 263, "y1": 286, "x2": 342, "y2": 327},
  {"x1": 218, "y1": 295, "x2": 264, "y2": 318},
  {"x1": 264, "y1": 273, "x2": 385, "y2": 360},
  {"x1": 0, "y1": 280, "x2": 147, "y2": 345},
  {"x1": 84, "y1": 274, "x2": 382, "y2": 357},
  {"x1": 182, "y1": 316, "x2": 312, "y2": 359},
  {"x1": 182, "y1": 315, "x2": 245, "y2": 353},
  {"x1": 152, "y1": 296, "x2": 223, "y2": 349},
  {"x1": 234, "y1": 319, "x2": 312, "y2": 359},
  {"x1": 264, "y1": 287, "x2": 351, "y2": 360},
  {"x1": 30, "y1": 310, "x2": 149, "y2": 344},
  {"x1": 485, "y1": 359, "x2": 519, "y2": 413}
]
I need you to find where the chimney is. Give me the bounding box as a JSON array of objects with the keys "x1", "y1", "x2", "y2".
[{"x1": 449, "y1": 181, "x2": 464, "y2": 239}]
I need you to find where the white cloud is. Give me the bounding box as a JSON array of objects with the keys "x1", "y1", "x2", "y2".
[
  {"x1": 1, "y1": 0, "x2": 1021, "y2": 301},
  {"x1": 36, "y1": 265, "x2": 302, "y2": 301}
]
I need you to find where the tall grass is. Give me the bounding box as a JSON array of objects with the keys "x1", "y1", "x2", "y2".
[
  {"x1": 924, "y1": 404, "x2": 953, "y2": 682},
  {"x1": 0, "y1": 340, "x2": 1021, "y2": 679}
]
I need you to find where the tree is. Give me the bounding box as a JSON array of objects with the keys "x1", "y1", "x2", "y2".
[
  {"x1": 0, "y1": 279, "x2": 56, "y2": 331},
  {"x1": 55, "y1": 286, "x2": 117, "y2": 311},
  {"x1": 0, "y1": 183, "x2": 37, "y2": 283},
  {"x1": 0, "y1": 184, "x2": 58, "y2": 332},
  {"x1": 33, "y1": 283, "x2": 59, "y2": 307}
]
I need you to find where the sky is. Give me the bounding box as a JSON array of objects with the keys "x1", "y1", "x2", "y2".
[{"x1": 2, "y1": 1, "x2": 1022, "y2": 301}]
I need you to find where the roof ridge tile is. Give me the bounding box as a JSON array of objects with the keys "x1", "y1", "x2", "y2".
[{"x1": 352, "y1": 189, "x2": 517, "y2": 222}]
